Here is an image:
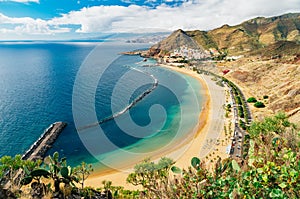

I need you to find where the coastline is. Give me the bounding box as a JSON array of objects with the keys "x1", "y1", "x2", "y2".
[{"x1": 85, "y1": 64, "x2": 228, "y2": 189}]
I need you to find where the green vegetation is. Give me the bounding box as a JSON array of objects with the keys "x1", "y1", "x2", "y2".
[
  {"x1": 247, "y1": 97, "x2": 257, "y2": 103},
  {"x1": 225, "y1": 103, "x2": 232, "y2": 118},
  {"x1": 222, "y1": 77, "x2": 251, "y2": 126},
  {"x1": 177, "y1": 59, "x2": 189, "y2": 63},
  {"x1": 0, "y1": 152, "x2": 99, "y2": 198},
  {"x1": 1, "y1": 114, "x2": 298, "y2": 198},
  {"x1": 254, "y1": 101, "x2": 266, "y2": 108},
  {"x1": 127, "y1": 113, "x2": 299, "y2": 198},
  {"x1": 239, "y1": 119, "x2": 247, "y2": 130},
  {"x1": 186, "y1": 30, "x2": 218, "y2": 50},
  {"x1": 73, "y1": 162, "x2": 93, "y2": 189},
  {"x1": 226, "y1": 103, "x2": 232, "y2": 111},
  {"x1": 212, "y1": 49, "x2": 228, "y2": 61},
  {"x1": 127, "y1": 157, "x2": 175, "y2": 198}
]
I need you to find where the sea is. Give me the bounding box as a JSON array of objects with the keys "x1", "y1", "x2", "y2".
[{"x1": 0, "y1": 41, "x2": 203, "y2": 172}]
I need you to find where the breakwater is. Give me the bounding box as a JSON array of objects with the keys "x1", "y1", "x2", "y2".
[
  {"x1": 22, "y1": 122, "x2": 67, "y2": 160},
  {"x1": 78, "y1": 67, "x2": 158, "y2": 131}
]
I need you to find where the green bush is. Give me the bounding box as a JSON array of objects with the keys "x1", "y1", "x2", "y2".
[
  {"x1": 263, "y1": 95, "x2": 269, "y2": 99},
  {"x1": 238, "y1": 106, "x2": 244, "y2": 118},
  {"x1": 226, "y1": 103, "x2": 232, "y2": 109},
  {"x1": 254, "y1": 101, "x2": 265, "y2": 108},
  {"x1": 247, "y1": 97, "x2": 257, "y2": 103},
  {"x1": 235, "y1": 96, "x2": 242, "y2": 105},
  {"x1": 239, "y1": 119, "x2": 246, "y2": 130},
  {"x1": 127, "y1": 113, "x2": 300, "y2": 198}
]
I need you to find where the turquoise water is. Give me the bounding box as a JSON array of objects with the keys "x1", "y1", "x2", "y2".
[{"x1": 0, "y1": 42, "x2": 203, "y2": 170}]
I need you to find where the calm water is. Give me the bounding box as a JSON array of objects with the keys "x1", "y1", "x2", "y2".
[{"x1": 0, "y1": 42, "x2": 203, "y2": 170}]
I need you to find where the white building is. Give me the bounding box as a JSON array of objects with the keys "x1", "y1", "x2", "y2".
[{"x1": 170, "y1": 46, "x2": 210, "y2": 60}]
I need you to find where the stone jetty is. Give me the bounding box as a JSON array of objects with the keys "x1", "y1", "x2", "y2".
[{"x1": 22, "y1": 122, "x2": 67, "y2": 161}]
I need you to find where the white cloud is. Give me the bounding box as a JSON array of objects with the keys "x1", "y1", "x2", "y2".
[
  {"x1": 48, "y1": 0, "x2": 300, "y2": 33},
  {"x1": 0, "y1": 13, "x2": 70, "y2": 36},
  {"x1": 1, "y1": 0, "x2": 300, "y2": 38},
  {"x1": 0, "y1": 0, "x2": 39, "y2": 3}
]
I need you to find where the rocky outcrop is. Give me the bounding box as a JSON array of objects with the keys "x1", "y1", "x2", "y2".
[{"x1": 147, "y1": 29, "x2": 206, "y2": 57}]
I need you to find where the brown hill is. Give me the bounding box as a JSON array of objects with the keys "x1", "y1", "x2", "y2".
[
  {"x1": 148, "y1": 13, "x2": 300, "y2": 56},
  {"x1": 146, "y1": 12, "x2": 300, "y2": 123},
  {"x1": 249, "y1": 41, "x2": 300, "y2": 58},
  {"x1": 220, "y1": 58, "x2": 300, "y2": 124},
  {"x1": 148, "y1": 29, "x2": 205, "y2": 57}
]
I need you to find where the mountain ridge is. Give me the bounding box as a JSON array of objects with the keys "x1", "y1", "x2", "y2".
[
  {"x1": 145, "y1": 12, "x2": 300, "y2": 123},
  {"x1": 147, "y1": 12, "x2": 300, "y2": 57}
]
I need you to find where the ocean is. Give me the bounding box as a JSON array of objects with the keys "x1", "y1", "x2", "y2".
[{"x1": 0, "y1": 41, "x2": 203, "y2": 171}]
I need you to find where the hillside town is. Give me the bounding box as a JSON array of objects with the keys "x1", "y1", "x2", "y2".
[{"x1": 169, "y1": 46, "x2": 211, "y2": 60}]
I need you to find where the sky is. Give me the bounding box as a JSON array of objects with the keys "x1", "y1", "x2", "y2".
[{"x1": 0, "y1": 0, "x2": 300, "y2": 40}]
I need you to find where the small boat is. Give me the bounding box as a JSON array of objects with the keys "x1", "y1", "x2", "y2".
[{"x1": 143, "y1": 58, "x2": 147, "y2": 62}]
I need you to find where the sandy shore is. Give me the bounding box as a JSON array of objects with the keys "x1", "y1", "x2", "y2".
[{"x1": 85, "y1": 64, "x2": 229, "y2": 189}]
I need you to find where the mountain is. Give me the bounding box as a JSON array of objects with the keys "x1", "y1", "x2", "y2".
[
  {"x1": 146, "y1": 13, "x2": 300, "y2": 123},
  {"x1": 148, "y1": 29, "x2": 205, "y2": 57},
  {"x1": 148, "y1": 13, "x2": 300, "y2": 56}
]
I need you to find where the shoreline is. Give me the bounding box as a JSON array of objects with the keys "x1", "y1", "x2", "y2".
[{"x1": 85, "y1": 64, "x2": 227, "y2": 189}]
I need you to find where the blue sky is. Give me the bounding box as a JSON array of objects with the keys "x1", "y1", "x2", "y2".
[
  {"x1": 0, "y1": 0, "x2": 300, "y2": 40},
  {"x1": 0, "y1": 0, "x2": 186, "y2": 19}
]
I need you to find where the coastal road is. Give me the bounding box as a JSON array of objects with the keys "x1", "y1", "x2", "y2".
[{"x1": 198, "y1": 74, "x2": 226, "y2": 158}]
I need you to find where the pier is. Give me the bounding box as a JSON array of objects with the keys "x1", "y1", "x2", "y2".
[{"x1": 22, "y1": 122, "x2": 67, "y2": 161}]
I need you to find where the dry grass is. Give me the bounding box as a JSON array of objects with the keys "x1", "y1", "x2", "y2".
[{"x1": 216, "y1": 56, "x2": 300, "y2": 124}]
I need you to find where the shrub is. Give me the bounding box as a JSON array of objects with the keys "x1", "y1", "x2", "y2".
[
  {"x1": 226, "y1": 103, "x2": 232, "y2": 110},
  {"x1": 263, "y1": 95, "x2": 269, "y2": 99},
  {"x1": 235, "y1": 96, "x2": 242, "y2": 105},
  {"x1": 239, "y1": 119, "x2": 246, "y2": 130},
  {"x1": 238, "y1": 106, "x2": 244, "y2": 118},
  {"x1": 128, "y1": 114, "x2": 300, "y2": 198},
  {"x1": 254, "y1": 101, "x2": 265, "y2": 108},
  {"x1": 247, "y1": 97, "x2": 257, "y2": 103}
]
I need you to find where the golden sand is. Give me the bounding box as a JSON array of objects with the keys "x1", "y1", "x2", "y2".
[{"x1": 85, "y1": 65, "x2": 229, "y2": 189}]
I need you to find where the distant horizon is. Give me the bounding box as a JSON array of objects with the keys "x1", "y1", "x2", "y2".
[
  {"x1": 1, "y1": 11, "x2": 300, "y2": 42},
  {"x1": 0, "y1": 31, "x2": 172, "y2": 42},
  {"x1": 0, "y1": 0, "x2": 299, "y2": 40}
]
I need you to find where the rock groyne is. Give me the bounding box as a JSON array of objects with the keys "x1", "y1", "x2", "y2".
[
  {"x1": 78, "y1": 67, "x2": 158, "y2": 131},
  {"x1": 22, "y1": 122, "x2": 67, "y2": 161}
]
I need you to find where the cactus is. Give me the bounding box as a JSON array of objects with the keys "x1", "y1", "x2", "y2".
[
  {"x1": 43, "y1": 152, "x2": 78, "y2": 193},
  {"x1": 60, "y1": 166, "x2": 70, "y2": 178},
  {"x1": 21, "y1": 168, "x2": 50, "y2": 184},
  {"x1": 31, "y1": 169, "x2": 50, "y2": 178},
  {"x1": 20, "y1": 176, "x2": 33, "y2": 186}
]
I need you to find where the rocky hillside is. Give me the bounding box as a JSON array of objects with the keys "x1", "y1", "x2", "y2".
[
  {"x1": 148, "y1": 13, "x2": 300, "y2": 56},
  {"x1": 219, "y1": 58, "x2": 300, "y2": 124},
  {"x1": 148, "y1": 29, "x2": 205, "y2": 57},
  {"x1": 147, "y1": 12, "x2": 300, "y2": 123}
]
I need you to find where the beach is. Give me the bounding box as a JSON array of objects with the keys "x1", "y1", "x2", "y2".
[{"x1": 85, "y1": 64, "x2": 229, "y2": 189}]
